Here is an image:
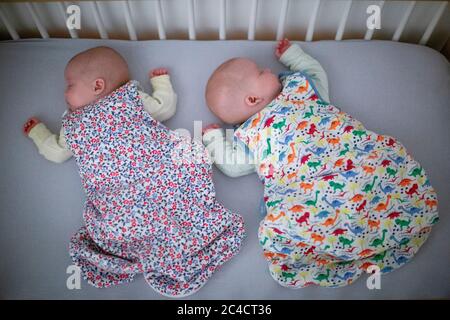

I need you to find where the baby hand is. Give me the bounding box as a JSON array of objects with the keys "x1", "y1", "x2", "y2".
[
  {"x1": 23, "y1": 117, "x2": 40, "y2": 136},
  {"x1": 275, "y1": 38, "x2": 291, "y2": 59},
  {"x1": 150, "y1": 68, "x2": 169, "y2": 78},
  {"x1": 202, "y1": 123, "x2": 221, "y2": 136}
]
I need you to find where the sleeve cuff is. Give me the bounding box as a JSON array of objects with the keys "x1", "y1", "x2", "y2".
[
  {"x1": 150, "y1": 74, "x2": 172, "y2": 88},
  {"x1": 28, "y1": 122, "x2": 52, "y2": 146},
  {"x1": 202, "y1": 128, "x2": 225, "y2": 146},
  {"x1": 279, "y1": 43, "x2": 304, "y2": 66}
]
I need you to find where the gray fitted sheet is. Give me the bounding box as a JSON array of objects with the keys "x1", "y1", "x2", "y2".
[{"x1": 0, "y1": 39, "x2": 448, "y2": 299}]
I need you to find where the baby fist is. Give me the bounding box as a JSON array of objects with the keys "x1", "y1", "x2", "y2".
[
  {"x1": 275, "y1": 38, "x2": 291, "y2": 59},
  {"x1": 202, "y1": 123, "x2": 221, "y2": 136},
  {"x1": 150, "y1": 68, "x2": 169, "y2": 78},
  {"x1": 23, "y1": 117, "x2": 40, "y2": 136}
]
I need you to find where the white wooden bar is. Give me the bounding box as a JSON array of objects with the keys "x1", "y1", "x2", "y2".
[
  {"x1": 276, "y1": 0, "x2": 289, "y2": 41},
  {"x1": 57, "y1": 1, "x2": 78, "y2": 39},
  {"x1": 0, "y1": 0, "x2": 448, "y2": 48},
  {"x1": 26, "y1": 2, "x2": 49, "y2": 39},
  {"x1": 419, "y1": 1, "x2": 447, "y2": 45},
  {"x1": 154, "y1": 0, "x2": 166, "y2": 40},
  {"x1": 364, "y1": 0, "x2": 384, "y2": 41},
  {"x1": 248, "y1": 0, "x2": 258, "y2": 40},
  {"x1": 335, "y1": 0, "x2": 352, "y2": 41},
  {"x1": 0, "y1": 5, "x2": 19, "y2": 40},
  {"x1": 187, "y1": 0, "x2": 196, "y2": 40},
  {"x1": 305, "y1": 0, "x2": 320, "y2": 41},
  {"x1": 90, "y1": 1, "x2": 108, "y2": 39},
  {"x1": 122, "y1": 0, "x2": 137, "y2": 41},
  {"x1": 392, "y1": 1, "x2": 415, "y2": 42},
  {"x1": 219, "y1": 0, "x2": 226, "y2": 40}
]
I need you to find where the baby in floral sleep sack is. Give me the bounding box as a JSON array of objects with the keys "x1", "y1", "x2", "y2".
[
  {"x1": 202, "y1": 39, "x2": 438, "y2": 288},
  {"x1": 23, "y1": 46, "x2": 245, "y2": 297}
]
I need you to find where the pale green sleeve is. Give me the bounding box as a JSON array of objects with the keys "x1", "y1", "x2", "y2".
[
  {"x1": 202, "y1": 128, "x2": 256, "y2": 178},
  {"x1": 139, "y1": 74, "x2": 177, "y2": 122},
  {"x1": 28, "y1": 123, "x2": 73, "y2": 163},
  {"x1": 279, "y1": 43, "x2": 330, "y2": 103}
]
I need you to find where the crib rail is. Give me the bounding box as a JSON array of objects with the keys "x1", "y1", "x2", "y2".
[{"x1": 0, "y1": 0, "x2": 448, "y2": 50}]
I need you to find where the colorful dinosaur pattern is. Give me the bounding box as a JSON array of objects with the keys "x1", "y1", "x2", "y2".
[{"x1": 234, "y1": 71, "x2": 439, "y2": 288}]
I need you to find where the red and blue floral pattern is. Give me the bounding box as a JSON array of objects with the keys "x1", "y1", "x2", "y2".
[{"x1": 62, "y1": 81, "x2": 246, "y2": 297}]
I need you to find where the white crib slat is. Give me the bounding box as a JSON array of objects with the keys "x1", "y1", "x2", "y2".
[
  {"x1": 219, "y1": 0, "x2": 226, "y2": 40},
  {"x1": 392, "y1": 1, "x2": 415, "y2": 42},
  {"x1": 305, "y1": 0, "x2": 320, "y2": 42},
  {"x1": 248, "y1": 0, "x2": 258, "y2": 40},
  {"x1": 335, "y1": 0, "x2": 352, "y2": 41},
  {"x1": 26, "y1": 2, "x2": 49, "y2": 39},
  {"x1": 0, "y1": 5, "x2": 19, "y2": 40},
  {"x1": 276, "y1": 0, "x2": 289, "y2": 41},
  {"x1": 187, "y1": 0, "x2": 196, "y2": 40},
  {"x1": 90, "y1": 1, "x2": 108, "y2": 39},
  {"x1": 364, "y1": 0, "x2": 384, "y2": 41},
  {"x1": 57, "y1": 2, "x2": 78, "y2": 39},
  {"x1": 121, "y1": 0, "x2": 137, "y2": 41},
  {"x1": 419, "y1": 1, "x2": 447, "y2": 45},
  {"x1": 154, "y1": 0, "x2": 166, "y2": 40}
]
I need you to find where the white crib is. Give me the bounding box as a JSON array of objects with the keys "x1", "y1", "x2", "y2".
[
  {"x1": 0, "y1": 0, "x2": 448, "y2": 54},
  {"x1": 0, "y1": 1, "x2": 449, "y2": 300}
]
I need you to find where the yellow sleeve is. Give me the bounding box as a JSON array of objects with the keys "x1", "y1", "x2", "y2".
[
  {"x1": 139, "y1": 74, "x2": 177, "y2": 122},
  {"x1": 28, "y1": 123, "x2": 73, "y2": 163},
  {"x1": 203, "y1": 128, "x2": 256, "y2": 178},
  {"x1": 279, "y1": 43, "x2": 330, "y2": 103}
]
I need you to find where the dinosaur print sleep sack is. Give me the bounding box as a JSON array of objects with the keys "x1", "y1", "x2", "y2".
[
  {"x1": 234, "y1": 71, "x2": 438, "y2": 288},
  {"x1": 62, "y1": 81, "x2": 245, "y2": 297}
]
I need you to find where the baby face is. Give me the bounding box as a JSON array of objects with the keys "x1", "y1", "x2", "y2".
[
  {"x1": 206, "y1": 58, "x2": 282, "y2": 124},
  {"x1": 64, "y1": 66, "x2": 99, "y2": 111},
  {"x1": 235, "y1": 59, "x2": 281, "y2": 103},
  {"x1": 63, "y1": 46, "x2": 130, "y2": 112}
]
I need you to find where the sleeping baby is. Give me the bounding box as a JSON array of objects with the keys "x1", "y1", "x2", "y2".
[
  {"x1": 202, "y1": 39, "x2": 438, "y2": 288},
  {"x1": 24, "y1": 46, "x2": 245, "y2": 297}
]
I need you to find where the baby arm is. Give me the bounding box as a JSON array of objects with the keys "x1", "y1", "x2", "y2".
[
  {"x1": 23, "y1": 117, "x2": 73, "y2": 163},
  {"x1": 140, "y1": 68, "x2": 177, "y2": 122},
  {"x1": 277, "y1": 39, "x2": 330, "y2": 103},
  {"x1": 202, "y1": 126, "x2": 256, "y2": 178}
]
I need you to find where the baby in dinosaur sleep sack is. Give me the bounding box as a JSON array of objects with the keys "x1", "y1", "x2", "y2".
[{"x1": 201, "y1": 39, "x2": 439, "y2": 288}]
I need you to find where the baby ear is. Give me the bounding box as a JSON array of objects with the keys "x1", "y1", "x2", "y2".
[
  {"x1": 245, "y1": 95, "x2": 263, "y2": 107},
  {"x1": 93, "y1": 78, "x2": 106, "y2": 95}
]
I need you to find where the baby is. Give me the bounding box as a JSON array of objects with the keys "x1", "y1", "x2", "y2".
[
  {"x1": 24, "y1": 46, "x2": 245, "y2": 297},
  {"x1": 202, "y1": 39, "x2": 438, "y2": 288}
]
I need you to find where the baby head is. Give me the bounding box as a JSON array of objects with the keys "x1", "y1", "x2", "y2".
[
  {"x1": 64, "y1": 46, "x2": 129, "y2": 111},
  {"x1": 205, "y1": 58, "x2": 281, "y2": 125}
]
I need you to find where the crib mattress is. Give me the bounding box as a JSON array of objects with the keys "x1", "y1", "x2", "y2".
[{"x1": 0, "y1": 39, "x2": 448, "y2": 299}]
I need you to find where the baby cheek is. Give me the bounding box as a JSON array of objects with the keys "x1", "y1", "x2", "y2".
[
  {"x1": 65, "y1": 89, "x2": 82, "y2": 108},
  {"x1": 65, "y1": 90, "x2": 74, "y2": 103},
  {"x1": 266, "y1": 75, "x2": 280, "y2": 91}
]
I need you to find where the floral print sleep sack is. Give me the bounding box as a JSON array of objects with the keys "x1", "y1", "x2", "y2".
[
  {"x1": 234, "y1": 71, "x2": 438, "y2": 288},
  {"x1": 62, "y1": 81, "x2": 246, "y2": 297}
]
